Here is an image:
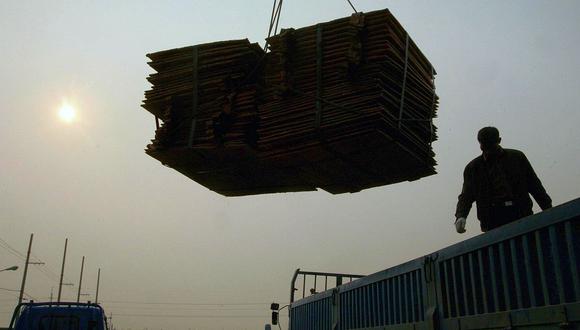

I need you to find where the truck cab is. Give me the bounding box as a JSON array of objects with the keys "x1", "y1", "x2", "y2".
[{"x1": 9, "y1": 302, "x2": 108, "y2": 330}]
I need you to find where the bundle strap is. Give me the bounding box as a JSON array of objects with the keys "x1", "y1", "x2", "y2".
[
  {"x1": 397, "y1": 33, "x2": 410, "y2": 129},
  {"x1": 187, "y1": 46, "x2": 199, "y2": 148},
  {"x1": 429, "y1": 65, "x2": 436, "y2": 146},
  {"x1": 315, "y1": 24, "x2": 323, "y2": 129}
]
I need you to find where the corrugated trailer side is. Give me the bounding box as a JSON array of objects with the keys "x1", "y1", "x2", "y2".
[{"x1": 289, "y1": 197, "x2": 580, "y2": 330}]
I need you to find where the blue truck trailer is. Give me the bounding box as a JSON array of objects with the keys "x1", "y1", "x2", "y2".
[{"x1": 287, "y1": 198, "x2": 580, "y2": 329}]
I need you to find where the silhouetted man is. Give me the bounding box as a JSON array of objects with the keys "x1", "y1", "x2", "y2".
[{"x1": 455, "y1": 127, "x2": 552, "y2": 233}]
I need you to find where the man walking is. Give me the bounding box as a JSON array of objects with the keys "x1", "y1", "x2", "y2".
[{"x1": 455, "y1": 127, "x2": 552, "y2": 233}]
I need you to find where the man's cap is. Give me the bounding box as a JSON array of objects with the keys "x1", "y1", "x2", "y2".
[{"x1": 477, "y1": 126, "x2": 500, "y2": 145}]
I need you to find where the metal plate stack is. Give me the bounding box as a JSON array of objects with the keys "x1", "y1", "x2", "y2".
[
  {"x1": 142, "y1": 9, "x2": 439, "y2": 196},
  {"x1": 143, "y1": 39, "x2": 264, "y2": 151}
]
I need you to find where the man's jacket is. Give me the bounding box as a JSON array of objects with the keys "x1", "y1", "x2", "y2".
[{"x1": 455, "y1": 148, "x2": 552, "y2": 226}]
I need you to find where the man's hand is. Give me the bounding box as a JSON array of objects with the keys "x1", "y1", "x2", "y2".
[{"x1": 455, "y1": 217, "x2": 466, "y2": 233}]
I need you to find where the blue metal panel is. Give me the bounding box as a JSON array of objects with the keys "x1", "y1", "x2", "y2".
[
  {"x1": 498, "y1": 242, "x2": 511, "y2": 310},
  {"x1": 442, "y1": 260, "x2": 452, "y2": 317},
  {"x1": 312, "y1": 299, "x2": 316, "y2": 330},
  {"x1": 549, "y1": 225, "x2": 565, "y2": 303},
  {"x1": 371, "y1": 281, "x2": 378, "y2": 328},
  {"x1": 318, "y1": 300, "x2": 323, "y2": 330},
  {"x1": 467, "y1": 252, "x2": 479, "y2": 314},
  {"x1": 459, "y1": 255, "x2": 468, "y2": 315},
  {"x1": 406, "y1": 273, "x2": 412, "y2": 322},
  {"x1": 535, "y1": 230, "x2": 550, "y2": 306},
  {"x1": 363, "y1": 283, "x2": 369, "y2": 327},
  {"x1": 451, "y1": 259, "x2": 460, "y2": 317},
  {"x1": 347, "y1": 290, "x2": 353, "y2": 329},
  {"x1": 565, "y1": 221, "x2": 580, "y2": 300},
  {"x1": 410, "y1": 272, "x2": 416, "y2": 322},
  {"x1": 488, "y1": 245, "x2": 499, "y2": 312},
  {"x1": 509, "y1": 238, "x2": 523, "y2": 309},
  {"x1": 402, "y1": 273, "x2": 409, "y2": 323},
  {"x1": 355, "y1": 283, "x2": 362, "y2": 327},
  {"x1": 477, "y1": 249, "x2": 489, "y2": 314},
  {"x1": 327, "y1": 298, "x2": 331, "y2": 329},
  {"x1": 415, "y1": 270, "x2": 422, "y2": 321},
  {"x1": 418, "y1": 270, "x2": 424, "y2": 321},
  {"x1": 297, "y1": 305, "x2": 302, "y2": 330},
  {"x1": 376, "y1": 281, "x2": 382, "y2": 325},
  {"x1": 386, "y1": 278, "x2": 392, "y2": 325},
  {"x1": 522, "y1": 234, "x2": 537, "y2": 307},
  {"x1": 396, "y1": 275, "x2": 402, "y2": 323},
  {"x1": 379, "y1": 280, "x2": 386, "y2": 325},
  {"x1": 339, "y1": 291, "x2": 346, "y2": 330}
]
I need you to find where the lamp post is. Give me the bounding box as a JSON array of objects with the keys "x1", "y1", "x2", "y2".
[{"x1": 0, "y1": 266, "x2": 19, "y2": 272}]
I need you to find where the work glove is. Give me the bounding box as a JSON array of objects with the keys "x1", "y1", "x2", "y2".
[{"x1": 455, "y1": 217, "x2": 466, "y2": 234}]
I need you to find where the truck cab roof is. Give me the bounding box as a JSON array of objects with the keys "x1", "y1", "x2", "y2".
[{"x1": 10, "y1": 302, "x2": 108, "y2": 330}]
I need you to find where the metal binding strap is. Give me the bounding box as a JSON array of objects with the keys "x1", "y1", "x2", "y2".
[
  {"x1": 188, "y1": 46, "x2": 199, "y2": 148},
  {"x1": 397, "y1": 33, "x2": 410, "y2": 129},
  {"x1": 429, "y1": 65, "x2": 436, "y2": 146},
  {"x1": 315, "y1": 24, "x2": 323, "y2": 129},
  {"x1": 310, "y1": 24, "x2": 377, "y2": 186}
]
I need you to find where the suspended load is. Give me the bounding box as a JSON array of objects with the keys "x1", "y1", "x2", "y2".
[{"x1": 142, "y1": 9, "x2": 439, "y2": 196}]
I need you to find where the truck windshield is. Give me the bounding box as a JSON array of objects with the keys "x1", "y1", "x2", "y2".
[{"x1": 39, "y1": 315, "x2": 80, "y2": 330}]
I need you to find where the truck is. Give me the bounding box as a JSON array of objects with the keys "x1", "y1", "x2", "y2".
[
  {"x1": 8, "y1": 302, "x2": 109, "y2": 330},
  {"x1": 279, "y1": 197, "x2": 580, "y2": 329}
]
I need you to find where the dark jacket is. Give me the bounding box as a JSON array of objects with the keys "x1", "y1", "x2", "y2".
[{"x1": 455, "y1": 148, "x2": 552, "y2": 227}]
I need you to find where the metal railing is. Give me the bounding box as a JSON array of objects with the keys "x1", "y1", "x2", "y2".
[
  {"x1": 289, "y1": 197, "x2": 580, "y2": 330},
  {"x1": 290, "y1": 269, "x2": 366, "y2": 303}
]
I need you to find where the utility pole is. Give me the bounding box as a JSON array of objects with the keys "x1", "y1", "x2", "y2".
[
  {"x1": 50, "y1": 287, "x2": 54, "y2": 303},
  {"x1": 57, "y1": 238, "x2": 68, "y2": 302},
  {"x1": 18, "y1": 234, "x2": 33, "y2": 304},
  {"x1": 76, "y1": 256, "x2": 85, "y2": 302},
  {"x1": 95, "y1": 268, "x2": 101, "y2": 303}
]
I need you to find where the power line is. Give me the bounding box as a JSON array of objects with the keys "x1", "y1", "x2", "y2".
[
  {"x1": 101, "y1": 306, "x2": 280, "y2": 312},
  {"x1": 0, "y1": 238, "x2": 27, "y2": 260},
  {"x1": 0, "y1": 235, "x2": 68, "y2": 278},
  {"x1": 29, "y1": 250, "x2": 75, "y2": 285},
  {"x1": 0, "y1": 288, "x2": 36, "y2": 300},
  {"x1": 0, "y1": 235, "x2": 76, "y2": 295},
  {"x1": 112, "y1": 313, "x2": 268, "y2": 319},
  {"x1": 32, "y1": 264, "x2": 62, "y2": 283},
  {"x1": 0, "y1": 236, "x2": 59, "y2": 283},
  {"x1": 102, "y1": 300, "x2": 274, "y2": 306},
  {"x1": 0, "y1": 297, "x2": 19, "y2": 301},
  {"x1": 0, "y1": 287, "x2": 20, "y2": 293},
  {"x1": 0, "y1": 237, "x2": 27, "y2": 258}
]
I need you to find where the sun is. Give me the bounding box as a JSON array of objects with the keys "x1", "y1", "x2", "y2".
[{"x1": 58, "y1": 102, "x2": 76, "y2": 123}]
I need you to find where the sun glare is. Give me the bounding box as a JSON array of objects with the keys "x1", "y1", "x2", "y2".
[{"x1": 58, "y1": 102, "x2": 76, "y2": 123}]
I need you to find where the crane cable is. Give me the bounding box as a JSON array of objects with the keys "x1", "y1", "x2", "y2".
[
  {"x1": 346, "y1": 0, "x2": 358, "y2": 13},
  {"x1": 264, "y1": 0, "x2": 358, "y2": 51},
  {"x1": 264, "y1": 0, "x2": 284, "y2": 50}
]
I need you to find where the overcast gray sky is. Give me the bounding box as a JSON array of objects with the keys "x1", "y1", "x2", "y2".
[{"x1": 1, "y1": 1, "x2": 579, "y2": 329}]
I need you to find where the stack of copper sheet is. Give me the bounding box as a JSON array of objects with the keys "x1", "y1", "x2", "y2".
[
  {"x1": 142, "y1": 9, "x2": 439, "y2": 196},
  {"x1": 143, "y1": 40, "x2": 264, "y2": 151}
]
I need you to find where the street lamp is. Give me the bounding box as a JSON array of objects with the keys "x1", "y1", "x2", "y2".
[{"x1": 0, "y1": 265, "x2": 18, "y2": 272}]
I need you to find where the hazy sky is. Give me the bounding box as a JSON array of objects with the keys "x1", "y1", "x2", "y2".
[{"x1": 1, "y1": 1, "x2": 579, "y2": 329}]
